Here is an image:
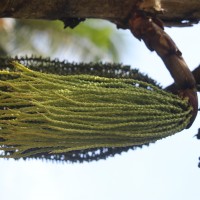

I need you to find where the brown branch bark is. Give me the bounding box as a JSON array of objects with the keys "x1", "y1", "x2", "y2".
[{"x1": 0, "y1": 0, "x2": 200, "y2": 28}]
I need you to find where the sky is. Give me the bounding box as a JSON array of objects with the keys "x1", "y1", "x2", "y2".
[{"x1": 0, "y1": 21, "x2": 200, "y2": 200}]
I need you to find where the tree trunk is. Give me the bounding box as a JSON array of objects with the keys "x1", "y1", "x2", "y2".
[{"x1": 0, "y1": 0, "x2": 200, "y2": 28}]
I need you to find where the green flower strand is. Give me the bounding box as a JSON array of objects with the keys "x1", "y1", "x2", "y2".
[{"x1": 0, "y1": 61, "x2": 192, "y2": 158}]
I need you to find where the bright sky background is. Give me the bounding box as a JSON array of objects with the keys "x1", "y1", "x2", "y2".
[{"x1": 0, "y1": 21, "x2": 200, "y2": 200}]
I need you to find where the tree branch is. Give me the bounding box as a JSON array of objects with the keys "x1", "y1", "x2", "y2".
[{"x1": 0, "y1": 0, "x2": 200, "y2": 28}]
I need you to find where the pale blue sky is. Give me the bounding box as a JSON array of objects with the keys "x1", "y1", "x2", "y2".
[{"x1": 0, "y1": 21, "x2": 200, "y2": 200}]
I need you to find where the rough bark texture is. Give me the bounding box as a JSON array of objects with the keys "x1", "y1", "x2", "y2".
[{"x1": 0, "y1": 0, "x2": 200, "y2": 28}]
